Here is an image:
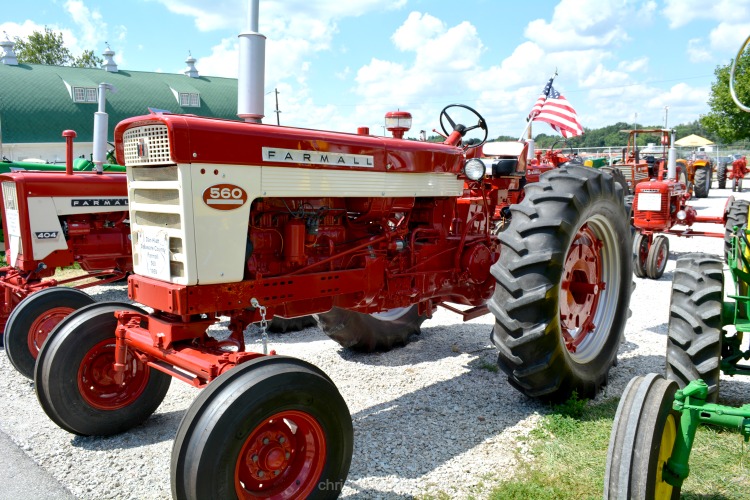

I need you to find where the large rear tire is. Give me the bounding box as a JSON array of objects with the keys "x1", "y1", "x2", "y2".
[
  {"x1": 34, "y1": 302, "x2": 171, "y2": 436},
  {"x1": 693, "y1": 166, "x2": 711, "y2": 198},
  {"x1": 489, "y1": 165, "x2": 632, "y2": 402},
  {"x1": 315, "y1": 305, "x2": 426, "y2": 352},
  {"x1": 5, "y1": 287, "x2": 95, "y2": 379},
  {"x1": 604, "y1": 373, "x2": 681, "y2": 499},
  {"x1": 665, "y1": 253, "x2": 723, "y2": 402},
  {"x1": 171, "y1": 356, "x2": 352, "y2": 500},
  {"x1": 724, "y1": 199, "x2": 749, "y2": 263}
]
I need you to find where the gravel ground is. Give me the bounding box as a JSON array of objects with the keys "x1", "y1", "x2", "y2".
[{"x1": 0, "y1": 182, "x2": 748, "y2": 499}]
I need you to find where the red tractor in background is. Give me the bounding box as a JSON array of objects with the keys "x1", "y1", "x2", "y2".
[
  {"x1": 0, "y1": 130, "x2": 133, "y2": 379},
  {"x1": 631, "y1": 129, "x2": 742, "y2": 279},
  {"x1": 717, "y1": 154, "x2": 748, "y2": 192}
]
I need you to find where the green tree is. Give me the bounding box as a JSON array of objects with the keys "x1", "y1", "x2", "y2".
[
  {"x1": 72, "y1": 49, "x2": 103, "y2": 69},
  {"x1": 701, "y1": 45, "x2": 750, "y2": 142},
  {"x1": 14, "y1": 27, "x2": 102, "y2": 68}
]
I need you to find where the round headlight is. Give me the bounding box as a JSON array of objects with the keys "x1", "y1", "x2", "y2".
[
  {"x1": 464, "y1": 159, "x2": 486, "y2": 181},
  {"x1": 676, "y1": 209, "x2": 687, "y2": 220}
]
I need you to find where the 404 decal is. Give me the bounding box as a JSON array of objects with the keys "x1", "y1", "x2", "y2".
[{"x1": 202, "y1": 184, "x2": 248, "y2": 210}]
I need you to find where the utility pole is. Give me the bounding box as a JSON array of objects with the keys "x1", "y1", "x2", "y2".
[
  {"x1": 274, "y1": 88, "x2": 281, "y2": 126},
  {"x1": 664, "y1": 106, "x2": 669, "y2": 129}
]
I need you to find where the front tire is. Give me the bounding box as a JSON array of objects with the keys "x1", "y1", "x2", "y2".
[
  {"x1": 489, "y1": 165, "x2": 632, "y2": 402},
  {"x1": 5, "y1": 287, "x2": 95, "y2": 379},
  {"x1": 645, "y1": 234, "x2": 669, "y2": 280},
  {"x1": 604, "y1": 373, "x2": 681, "y2": 499},
  {"x1": 724, "y1": 199, "x2": 749, "y2": 263},
  {"x1": 34, "y1": 302, "x2": 172, "y2": 436},
  {"x1": 717, "y1": 162, "x2": 727, "y2": 189},
  {"x1": 315, "y1": 305, "x2": 426, "y2": 352},
  {"x1": 693, "y1": 166, "x2": 710, "y2": 198},
  {"x1": 171, "y1": 356, "x2": 353, "y2": 500},
  {"x1": 665, "y1": 253, "x2": 723, "y2": 402},
  {"x1": 633, "y1": 232, "x2": 649, "y2": 278}
]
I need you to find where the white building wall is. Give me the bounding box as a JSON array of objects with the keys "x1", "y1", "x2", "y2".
[{"x1": 0, "y1": 142, "x2": 95, "y2": 163}]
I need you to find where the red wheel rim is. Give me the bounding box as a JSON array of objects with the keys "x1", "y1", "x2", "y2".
[
  {"x1": 27, "y1": 306, "x2": 75, "y2": 358},
  {"x1": 656, "y1": 240, "x2": 668, "y2": 271},
  {"x1": 560, "y1": 223, "x2": 604, "y2": 353},
  {"x1": 77, "y1": 339, "x2": 150, "y2": 410},
  {"x1": 235, "y1": 410, "x2": 327, "y2": 499}
]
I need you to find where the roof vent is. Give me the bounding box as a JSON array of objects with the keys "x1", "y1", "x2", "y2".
[
  {"x1": 101, "y1": 43, "x2": 117, "y2": 72},
  {"x1": 184, "y1": 51, "x2": 199, "y2": 78},
  {"x1": 0, "y1": 33, "x2": 18, "y2": 66}
]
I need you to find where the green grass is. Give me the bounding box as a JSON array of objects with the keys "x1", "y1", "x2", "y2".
[{"x1": 483, "y1": 393, "x2": 750, "y2": 500}]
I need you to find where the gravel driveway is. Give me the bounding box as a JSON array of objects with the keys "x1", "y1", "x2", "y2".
[{"x1": 0, "y1": 182, "x2": 747, "y2": 499}]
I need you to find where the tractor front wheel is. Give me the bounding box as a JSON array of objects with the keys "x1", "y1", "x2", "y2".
[
  {"x1": 633, "y1": 232, "x2": 649, "y2": 278},
  {"x1": 604, "y1": 373, "x2": 681, "y2": 499},
  {"x1": 646, "y1": 234, "x2": 669, "y2": 280},
  {"x1": 315, "y1": 305, "x2": 427, "y2": 352},
  {"x1": 724, "y1": 199, "x2": 749, "y2": 262},
  {"x1": 5, "y1": 287, "x2": 95, "y2": 379},
  {"x1": 489, "y1": 165, "x2": 632, "y2": 402},
  {"x1": 693, "y1": 166, "x2": 711, "y2": 198},
  {"x1": 666, "y1": 253, "x2": 723, "y2": 402},
  {"x1": 34, "y1": 302, "x2": 171, "y2": 435},
  {"x1": 171, "y1": 356, "x2": 352, "y2": 500}
]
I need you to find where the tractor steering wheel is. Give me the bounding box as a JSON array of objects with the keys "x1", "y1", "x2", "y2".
[
  {"x1": 731, "y1": 33, "x2": 750, "y2": 113},
  {"x1": 550, "y1": 138, "x2": 574, "y2": 157},
  {"x1": 439, "y1": 104, "x2": 488, "y2": 149}
]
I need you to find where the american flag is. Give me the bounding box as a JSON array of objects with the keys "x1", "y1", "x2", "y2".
[{"x1": 528, "y1": 78, "x2": 584, "y2": 138}]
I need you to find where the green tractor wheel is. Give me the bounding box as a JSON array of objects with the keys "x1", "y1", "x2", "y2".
[{"x1": 604, "y1": 373, "x2": 681, "y2": 500}]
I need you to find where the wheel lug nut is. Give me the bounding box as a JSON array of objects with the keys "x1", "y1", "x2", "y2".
[
  {"x1": 262, "y1": 438, "x2": 270, "y2": 445},
  {"x1": 274, "y1": 470, "x2": 280, "y2": 476},
  {"x1": 258, "y1": 470, "x2": 264, "y2": 478},
  {"x1": 278, "y1": 437, "x2": 285, "y2": 444},
  {"x1": 285, "y1": 452, "x2": 290, "y2": 459},
  {"x1": 252, "y1": 455, "x2": 258, "y2": 462}
]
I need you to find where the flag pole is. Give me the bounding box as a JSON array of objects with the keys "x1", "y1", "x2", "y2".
[{"x1": 518, "y1": 69, "x2": 558, "y2": 142}]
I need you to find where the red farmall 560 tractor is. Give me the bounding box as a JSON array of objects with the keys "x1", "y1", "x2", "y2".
[{"x1": 30, "y1": 4, "x2": 633, "y2": 497}]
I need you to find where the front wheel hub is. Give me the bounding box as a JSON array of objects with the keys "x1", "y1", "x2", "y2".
[{"x1": 236, "y1": 410, "x2": 326, "y2": 499}]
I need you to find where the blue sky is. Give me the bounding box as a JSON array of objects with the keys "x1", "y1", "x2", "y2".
[{"x1": 3, "y1": 0, "x2": 750, "y2": 139}]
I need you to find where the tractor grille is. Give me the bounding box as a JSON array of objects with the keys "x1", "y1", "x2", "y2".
[
  {"x1": 123, "y1": 125, "x2": 172, "y2": 166},
  {"x1": 634, "y1": 191, "x2": 669, "y2": 223},
  {"x1": 2, "y1": 182, "x2": 18, "y2": 211},
  {"x1": 1, "y1": 182, "x2": 22, "y2": 258}
]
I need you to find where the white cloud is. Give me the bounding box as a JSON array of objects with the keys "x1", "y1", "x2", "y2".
[
  {"x1": 663, "y1": 0, "x2": 750, "y2": 29},
  {"x1": 524, "y1": 0, "x2": 633, "y2": 50},
  {"x1": 687, "y1": 38, "x2": 712, "y2": 63},
  {"x1": 64, "y1": 0, "x2": 107, "y2": 53},
  {"x1": 617, "y1": 57, "x2": 649, "y2": 72},
  {"x1": 709, "y1": 22, "x2": 750, "y2": 54},
  {"x1": 391, "y1": 12, "x2": 444, "y2": 50}
]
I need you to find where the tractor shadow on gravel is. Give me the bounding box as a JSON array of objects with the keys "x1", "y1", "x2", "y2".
[
  {"x1": 344, "y1": 354, "x2": 547, "y2": 484},
  {"x1": 332, "y1": 321, "x2": 498, "y2": 367},
  {"x1": 69, "y1": 409, "x2": 185, "y2": 450}
]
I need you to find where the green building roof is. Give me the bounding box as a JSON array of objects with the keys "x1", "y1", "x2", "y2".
[{"x1": 0, "y1": 63, "x2": 239, "y2": 144}]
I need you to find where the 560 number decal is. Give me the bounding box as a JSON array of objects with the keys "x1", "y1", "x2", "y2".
[{"x1": 202, "y1": 184, "x2": 248, "y2": 210}]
